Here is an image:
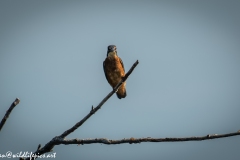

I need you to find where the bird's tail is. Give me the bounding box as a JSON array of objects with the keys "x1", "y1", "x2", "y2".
[{"x1": 116, "y1": 83, "x2": 127, "y2": 99}]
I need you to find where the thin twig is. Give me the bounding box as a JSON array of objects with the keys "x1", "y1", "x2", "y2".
[
  {"x1": 0, "y1": 98, "x2": 20, "y2": 132},
  {"x1": 59, "y1": 130, "x2": 240, "y2": 145},
  {"x1": 23, "y1": 60, "x2": 139, "y2": 160}
]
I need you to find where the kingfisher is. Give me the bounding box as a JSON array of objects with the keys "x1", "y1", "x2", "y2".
[{"x1": 103, "y1": 45, "x2": 127, "y2": 99}]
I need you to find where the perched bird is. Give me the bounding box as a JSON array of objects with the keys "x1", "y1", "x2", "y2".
[{"x1": 103, "y1": 45, "x2": 127, "y2": 99}]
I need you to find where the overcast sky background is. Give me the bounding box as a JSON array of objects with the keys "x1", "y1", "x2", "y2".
[{"x1": 1, "y1": 0, "x2": 240, "y2": 160}]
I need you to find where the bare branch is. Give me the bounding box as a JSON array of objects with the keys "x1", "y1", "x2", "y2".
[
  {"x1": 23, "y1": 60, "x2": 139, "y2": 160},
  {"x1": 59, "y1": 131, "x2": 240, "y2": 145},
  {"x1": 60, "y1": 60, "x2": 139, "y2": 138},
  {"x1": 0, "y1": 98, "x2": 20, "y2": 132}
]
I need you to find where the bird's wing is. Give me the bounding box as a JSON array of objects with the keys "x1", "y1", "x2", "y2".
[
  {"x1": 119, "y1": 57, "x2": 125, "y2": 72},
  {"x1": 103, "y1": 60, "x2": 110, "y2": 82}
]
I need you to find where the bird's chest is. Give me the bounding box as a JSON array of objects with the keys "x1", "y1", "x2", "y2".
[{"x1": 105, "y1": 57, "x2": 123, "y2": 78}]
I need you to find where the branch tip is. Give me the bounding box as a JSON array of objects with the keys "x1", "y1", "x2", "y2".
[
  {"x1": 0, "y1": 98, "x2": 21, "y2": 132},
  {"x1": 14, "y1": 98, "x2": 20, "y2": 105},
  {"x1": 37, "y1": 144, "x2": 41, "y2": 150}
]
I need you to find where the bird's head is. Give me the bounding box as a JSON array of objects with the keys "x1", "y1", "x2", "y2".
[{"x1": 107, "y1": 45, "x2": 117, "y2": 57}]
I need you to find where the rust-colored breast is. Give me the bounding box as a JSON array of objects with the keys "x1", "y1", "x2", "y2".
[{"x1": 103, "y1": 55, "x2": 126, "y2": 99}]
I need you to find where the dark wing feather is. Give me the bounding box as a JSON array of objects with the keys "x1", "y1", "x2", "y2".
[
  {"x1": 119, "y1": 57, "x2": 125, "y2": 72},
  {"x1": 103, "y1": 60, "x2": 110, "y2": 82}
]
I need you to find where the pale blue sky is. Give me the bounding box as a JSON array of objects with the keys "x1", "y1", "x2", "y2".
[{"x1": 1, "y1": 0, "x2": 240, "y2": 160}]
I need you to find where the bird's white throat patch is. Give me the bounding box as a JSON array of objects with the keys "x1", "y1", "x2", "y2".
[{"x1": 107, "y1": 52, "x2": 117, "y2": 57}]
